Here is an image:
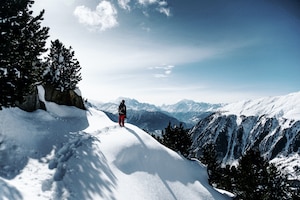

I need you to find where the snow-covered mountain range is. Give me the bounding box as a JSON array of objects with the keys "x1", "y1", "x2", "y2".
[
  {"x1": 89, "y1": 98, "x2": 222, "y2": 131},
  {"x1": 90, "y1": 98, "x2": 222, "y2": 114},
  {"x1": 189, "y1": 92, "x2": 300, "y2": 181},
  {"x1": 93, "y1": 92, "x2": 300, "y2": 182},
  {"x1": 161, "y1": 99, "x2": 223, "y2": 113},
  {"x1": 221, "y1": 91, "x2": 300, "y2": 120}
]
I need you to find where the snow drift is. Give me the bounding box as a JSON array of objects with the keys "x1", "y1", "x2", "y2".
[{"x1": 0, "y1": 101, "x2": 229, "y2": 199}]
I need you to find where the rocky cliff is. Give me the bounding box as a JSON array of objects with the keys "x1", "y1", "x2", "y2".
[{"x1": 190, "y1": 112, "x2": 300, "y2": 160}]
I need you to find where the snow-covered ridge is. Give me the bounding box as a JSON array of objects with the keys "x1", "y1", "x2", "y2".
[
  {"x1": 220, "y1": 91, "x2": 300, "y2": 120},
  {"x1": 0, "y1": 104, "x2": 230, "y2": 199}
]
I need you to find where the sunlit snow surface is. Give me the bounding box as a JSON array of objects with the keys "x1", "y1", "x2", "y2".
[
  {"x1": 221, "y1": 91, "x2": 300, "y2": 120},
  {"x1": 0, "y1": 102, "x2": 230, "y2": 199}
]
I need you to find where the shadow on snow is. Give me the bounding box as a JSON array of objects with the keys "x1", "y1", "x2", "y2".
[
  {"x1": 0, "y1": 108, "x2": 117, "y2": 200},
  {"x1": 114, "y1": 127, "x2": 222, "y2": 200},
  {"x1": 48, "y1": 134, "x2": 117, "y2": 200}
]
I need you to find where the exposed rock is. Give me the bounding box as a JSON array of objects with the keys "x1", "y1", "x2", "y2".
[
  {"x1": 16, "y1": 87, "x2": 46, "y2": 112},
  {"x1": 17, "y1": 84, "x2": 85, "y2": 111},
  {"x1": 189, "y1": 112, "x2": 300, "y2": 163},
  {"x1": 43, "y1": 84, "x2": 85, "y2": 110}
]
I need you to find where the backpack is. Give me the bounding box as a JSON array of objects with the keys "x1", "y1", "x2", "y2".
[{"x1": 119, "y1": 104, "x2": 126, "y2": 114}]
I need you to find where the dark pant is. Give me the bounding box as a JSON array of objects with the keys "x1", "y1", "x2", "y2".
[{"x1": 119, "y1": 114, "x2": 125, "y2": 127}]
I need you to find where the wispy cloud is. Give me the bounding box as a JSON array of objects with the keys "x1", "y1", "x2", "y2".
[
  {"x1": 149, "y1": 64, "x2": 174, "y2": 78},
  {"x1": 158, "y1": 1, "x2": 168, "y2": 7},
  {"x1": 138, "y1": 0, "x2": 157, "y2": 6},
  {"x1": 118, "y1": 0, "x2": 171, "y2": 17},
  {"x1": 140, "y1": 0, "x2": 171, "y2": 17},
  {"x1": 74, "y1": 1, "x2": 118, "y2": 31},
  {"x1": 140, "y1": 22, "x2": 151, "y2": 32},
  {"x1": 118, "y1": 0, "x2": 131, "y2": 11},
  {"x1": 157, "y1": 7, "x2": 171, "y2": 17}
]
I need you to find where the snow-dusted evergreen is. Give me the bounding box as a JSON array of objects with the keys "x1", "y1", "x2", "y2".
[
  {"x1": 0, "y1": 0, "x2": 49, "y2": 109},
  {"x1": 234, "y1": 149, "x2": 291, "y2": 199},
  {"x1": 160, "y1": 122, "x2": 192, "y2": 157},
  {"x1": 44, "y1": 39, "x2": 82, "y2": 92}
]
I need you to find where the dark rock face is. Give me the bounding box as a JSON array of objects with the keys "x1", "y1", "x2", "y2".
[
  {"x1": 189, "y1": 112, "x2": 300, "y2": 163},
  {"x1": 17, "y1": 84, "x2": 85, "y2": 112},
  {"x1": 16, "y1": 87, "x2": 46, "y2": 112},
  {"x1": 43, "y1": 84, "x2": 85, "y2": 110}
]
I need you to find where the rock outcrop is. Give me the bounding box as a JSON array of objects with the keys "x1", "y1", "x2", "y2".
[
  {"x1": 17, "y1": 84, "x2": 85, "y2": 112},
  {"x1": 43, "y1": 84, "x2": 85, "y2": 110},
  {"x1": 16, "y1": 86, "x2": 46, "y2": 112}
]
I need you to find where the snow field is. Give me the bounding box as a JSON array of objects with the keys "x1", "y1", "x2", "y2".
[{"x1": 0, "y1": 104, "x2": 229, "y2": 199}]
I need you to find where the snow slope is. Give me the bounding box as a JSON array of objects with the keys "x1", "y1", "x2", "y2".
[
  {"x1": 0, "y1": 102, "x2": 230, "y2": 199},
  {"x1": 221, "y1": 91, "x2": 300, "y2": 120}
]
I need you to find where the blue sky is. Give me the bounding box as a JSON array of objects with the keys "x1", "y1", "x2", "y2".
[{"x1": 33, "y1": 0, "x2": 300, "y2": 105}]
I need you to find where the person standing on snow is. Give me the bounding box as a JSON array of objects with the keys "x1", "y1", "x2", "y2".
[{"x1": 118, "y1": 100, "x2": 126, "y2": 127}]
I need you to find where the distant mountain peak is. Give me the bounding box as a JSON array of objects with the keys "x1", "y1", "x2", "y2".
[
  {"x1": 177, "y1": 99, "x2": 196, "y2": 103},
  {"x1": 160, "y1": 100, "x2": 223, "y2": 113},
  {"x1": 220, "y1": 91, "x2": 300, "y2": 120}
]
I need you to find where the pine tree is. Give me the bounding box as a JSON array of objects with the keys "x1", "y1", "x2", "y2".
[
  {"x1": 201, "y1": 143, "x2": 222, "y2": 186},
  {"x1": 44, "y1": 39, "x2": 82, "y2": 91},
  {"x1": 0, "y1": 0, "x2": 49, "y2": 109},
  {"x1": 175, "y1": 123, "x2": 192, "y2": 157},
  {"x1": 161, "y1": 122, "x2": 192, "y2": 157},
  {"x1": 265, "y1": 163, "x2": 291, "y2": 200},
  {"x1": 235, "y1": 148, "x2": 269, "y2": 199},
  {"x1": 234, "y1": 148, "x2": 291, "y2": 200},
  {"x1": 162, "y1": 122, "x2": 175, "y2": 150}
]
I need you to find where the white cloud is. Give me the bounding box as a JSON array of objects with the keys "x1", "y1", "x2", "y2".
[
  {"x1": 157, "y1": 7, "x2": 171, "y2": 17},
  {"x1": 73, "y1": 0, "x2": 171, "y2": 31},
  {"x1": 157, "y1": 1, "x2": 171, "y2": 16},
  {"x1": 138, "y1": 0, "x2": 158, "y2": 6},
  {"x1": 118, "y1": 0, "x2": 131, "y2": 11},
  {"x1": 158, "y1": 1, "x2": 168, "y2": 6},
  {"x1": 137, "y1": 0, "x2": 171, "y2": 17},
  {"x1": 74, "y1": 1, "x2": 118, "y2": 31},
  {"x1": 150, "y1": 64, "x2": 174, "y2": 78}
]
